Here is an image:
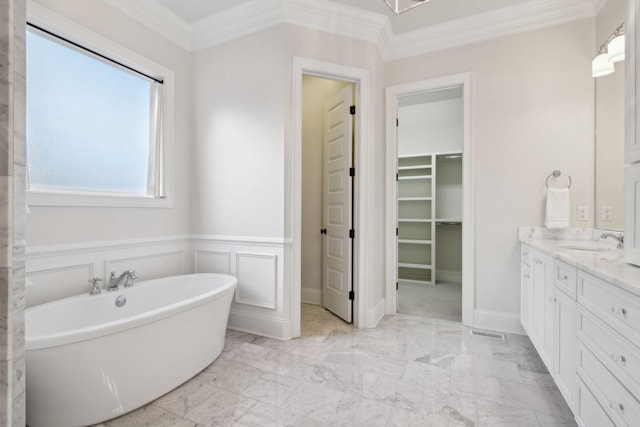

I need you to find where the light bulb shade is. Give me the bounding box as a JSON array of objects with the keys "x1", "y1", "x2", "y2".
[
  {"x1": 592, "y1": 53, "x2": 614, "y2": 77},
  {"x1": 607, "y1": 34, "x2": 625, "y2": 63}
]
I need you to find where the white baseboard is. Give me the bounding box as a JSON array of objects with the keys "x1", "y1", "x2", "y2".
[
  {"x1": 228, "y1": 310, "x2": 291, "y2": 340},
  {"x1": 301, "y1": 287, "x2": 321, "y2": 305},
  {"x1": 366, "y1": 298, "x2": 386, "y2": 328},
  {"x1": 473, "y1": 309, "x2": 525, "y2": 335}
]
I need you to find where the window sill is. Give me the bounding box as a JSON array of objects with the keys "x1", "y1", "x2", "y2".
[{"x1": 26, "y1": 190, "x2": 173, "y2": 208}]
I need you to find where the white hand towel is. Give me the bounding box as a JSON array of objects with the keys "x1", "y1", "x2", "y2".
[{"x1": 545, "y1": 188, "x2": 570, "y2": 229}]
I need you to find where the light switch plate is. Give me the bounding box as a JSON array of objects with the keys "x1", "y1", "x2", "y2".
[{"x1": 601, "y1": 206, "x2": 613, "y2": 221}]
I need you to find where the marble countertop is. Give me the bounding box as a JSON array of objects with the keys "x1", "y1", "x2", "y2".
[{"x1": 519, "y1": 227, "x2": 640, "y2": 298}]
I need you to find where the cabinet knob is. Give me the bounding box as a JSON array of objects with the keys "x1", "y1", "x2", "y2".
[
  {"x1": 548, "y1": 297, "x2": 557, "y2": 302},
  {"x1": 609, "y1": 401, "x2": 624, "y2": 412},
  {"x1": 611, "y1": 353, "x2": 627, "y2": 364},
  {"x1": 612, "y1": 307, "x2": 627, "y2": 316},
  {"x1": 558, "y1": 274, "x2": 568, "y2": 281},
  {"x1": 523, "y1": 274, "x2": 530, "y2": 279},
  {"x1": 535, "y1": 259, "x2": 543, "y2": 265}
]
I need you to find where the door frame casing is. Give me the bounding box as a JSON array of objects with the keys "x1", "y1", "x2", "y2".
[
  {"x1": 291, "y1": 57, "x2": 371, "y2": 336},
  {"x1": 385, "y1": 73, "x2": 475, "y2": 326}
]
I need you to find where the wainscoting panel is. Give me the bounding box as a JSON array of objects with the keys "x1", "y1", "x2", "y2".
[
  {"x1": 26, "y1": 264, "x2": 94, "y2": 307},
  {"x1": 192, "y1": 236, "x2": 288, "y2": 339},
  {"x1": 194, "y1": 249, "x2": 231, "y2": 274},
  {"x1": 26, "y1": 236, "x2": 191, "y2": 308},
  {"x1": 235, "y1": 252, "x2": 277, "y2": 309}
]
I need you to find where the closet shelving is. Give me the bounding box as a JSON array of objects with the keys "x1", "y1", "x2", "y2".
[
  {"x1": 397, "y1": 152, "x2": 463, "y2": 286},
  {"x1": 397, "y1": 154, "x2": 434, "y2": 285}
]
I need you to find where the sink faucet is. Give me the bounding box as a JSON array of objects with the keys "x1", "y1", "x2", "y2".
[
  {"x1": 107, "y1": 270, "x2": 139, "y2": 291},
  {"x1": 600, "y1": 233, "x2": 624, "y2": 248}
]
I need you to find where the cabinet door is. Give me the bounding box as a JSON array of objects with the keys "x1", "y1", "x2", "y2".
[
  {"x1": 521, "y1": 261, "x2": 532, "y2": 334},
  {"x1": 554, "y1": 289, "x2": 575, "y2": 411},
  {"x1": 531, "y1": 250, "x2": 554, "y2": 371}
]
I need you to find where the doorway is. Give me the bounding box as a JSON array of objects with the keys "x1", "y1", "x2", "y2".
[
  {"x1": 301, "y1": 75, "x2": 355, "y2": 325},
  {"x1": 385, "y1": 73, "x2": 474, "y2": 326}
]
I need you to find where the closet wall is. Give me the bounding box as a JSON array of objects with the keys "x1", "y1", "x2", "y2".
[{"x1": 398, "y1": 87, "x2": 463, "y2": 284}]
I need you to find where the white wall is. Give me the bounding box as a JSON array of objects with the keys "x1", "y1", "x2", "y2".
[
  {"x1": 398, "y1": 96, "x2": 464, "y2": 156},
  {"x1": 301, "y1": 76, "x2": 350, "y2": 303},
  {"x1": 25, "y1": 0, "x2": 192, "y2": 247},
  {"x1": 386, "y1": 19, "x2": 595, "y2": 316}
]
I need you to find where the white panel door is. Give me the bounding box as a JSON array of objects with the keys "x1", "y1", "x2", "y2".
[{"x1": 322, "y1": 86, "x2": 353, "y2": 322}]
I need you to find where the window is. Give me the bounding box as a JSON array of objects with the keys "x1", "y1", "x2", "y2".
[{"x1": 25, "y1": 23, "x2": 174, "y2": 207}]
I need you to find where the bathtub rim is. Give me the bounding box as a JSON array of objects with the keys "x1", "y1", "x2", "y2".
[{"x1": 26, "y1": 273, "x2": 237, "y2": 351}]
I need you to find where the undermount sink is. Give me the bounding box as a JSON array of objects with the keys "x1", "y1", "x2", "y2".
[{"x1": 558, "y1": 243, "x2": 617, "y2": 252}]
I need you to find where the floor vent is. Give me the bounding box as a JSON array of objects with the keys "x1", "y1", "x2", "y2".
[{"x1": 470, "y1": 330, "x2": 505, "y2": 340}]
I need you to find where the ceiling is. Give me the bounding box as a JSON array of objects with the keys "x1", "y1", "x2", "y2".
[{"x1": 154, "y1": 0, "x2": 577, "y2": 34}]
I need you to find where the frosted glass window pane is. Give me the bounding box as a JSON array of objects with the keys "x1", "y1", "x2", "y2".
[{"x1": 26, "y1": 30, "x2": 152, "y2": 194}]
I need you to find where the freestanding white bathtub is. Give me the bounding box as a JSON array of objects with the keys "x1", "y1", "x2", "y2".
[{"x1": 26, "y1": 273, "x2": 237, "y2": 427}]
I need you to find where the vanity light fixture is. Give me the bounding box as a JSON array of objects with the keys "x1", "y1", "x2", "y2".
[
  {"x1": 592, "y1": 23, "x2": 624, "y2": 77},
  {"x1": 384, "y1": 0, "x2": 430, "y2": 15},
  {"x1": 607, "y1": 24, "x2": 625, "y2": 63}
]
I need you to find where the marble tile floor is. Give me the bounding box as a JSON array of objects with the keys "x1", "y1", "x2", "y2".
[
  {"x1": 398, "y1": 281, "x2": 462, "y2": 323},
  {"x1": 93, "y1": 304, "x2": 576, "y2": 427}
]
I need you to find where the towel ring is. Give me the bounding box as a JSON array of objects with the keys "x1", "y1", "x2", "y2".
[{"x1": 545, "y1": 170, "x2": 572, "y2": 189}]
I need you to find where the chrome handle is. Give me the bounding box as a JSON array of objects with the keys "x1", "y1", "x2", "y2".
[
  {"x1": 612, "y1": 307, "x2": 627, "y2": 316},
  {"x1": 548, "y1": 297, "x2": 557, "y2": 302},
  {"x1": 535, "y1": 259, "x2": 543, "y2": 265},
  {"x1": 611, "y1": 354, "x2": 627, "y2": 364},
  {"x1": 523, "y1": 274, "x2": 530, "y2": 279},
  {"x1": 558, "y1": 274, "x2": 568, "y2": 281},
  {"x1": 88, "y1": 277, "x2": 103, "y2": 295}
]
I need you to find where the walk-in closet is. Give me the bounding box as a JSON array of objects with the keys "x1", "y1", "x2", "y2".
[{"x1": 396, "y1": 86, "x2": 463, "y2": 322}]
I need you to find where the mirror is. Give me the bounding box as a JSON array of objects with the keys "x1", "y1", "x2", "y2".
[
  {"x1": 595, "y1": 61, "x2": 624, "y2": 230},
  {"x1": 595, "y1": 0, "x2": 625, "y2": 231}
]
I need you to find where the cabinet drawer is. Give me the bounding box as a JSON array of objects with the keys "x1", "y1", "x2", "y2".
[
  {"x1": 577, "y1": 306, "x2": 640, "y2": 399},
  {"x1": 577, "y1": 271, "x2": 640, "y2": 348},
  {"x1": 577, "y1": 342, "x2": 640, "y2": 427},
  {"x1": 521, "y1": 245, "x2": 532, "y2": 266},
  {"x1": 555, "y1": 259, "x2": 577, "y2": 299},
  {"x1": 575, "y1": 377, "x2": 616, "y2": 427}
]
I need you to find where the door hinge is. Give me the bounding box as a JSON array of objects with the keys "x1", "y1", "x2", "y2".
[
  {"x1": 349, "y1": 229, "x2": 355, "y2": 239},
  {"x1": 350, "y1": 105, "x2": 356, "y2": 115},
  {"x1": 396, "y1": 118, "x2": 399, "y2": 127},
  {"x1": 396, "y1": 282, "x2": 399, "y2": 291},
  {"x1": 396, "y1": 227, "x2": 399, "y2": 236},
  {"x1": 320, "y1": 228, "x2": 327, "y2": 235},
  {"x1": 396, "y1": 172, "x2": 399, "y2": 181},
  {"x1": 350, "y1": 167, "x2": 355, "y2": 177},
  {"x1": 349, "y1": 290, "x2": 355, "y2": 300}
]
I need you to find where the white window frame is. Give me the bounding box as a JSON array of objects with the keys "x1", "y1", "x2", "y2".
[{"x1": 26, "y1": 5, "x2": 175, "y2": 208}]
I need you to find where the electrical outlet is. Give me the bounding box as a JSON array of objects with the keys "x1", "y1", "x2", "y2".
[
  {"x1": 601, "y1": 206, "x2": 613, "y2": 222},
  {"x1": 577, "y1": 206, "x2": 589, "y2": 221}
]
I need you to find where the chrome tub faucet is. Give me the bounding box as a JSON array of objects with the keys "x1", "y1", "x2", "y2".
[{"x1": 107, "y1": 270, "x2": 139, "y2": 291}]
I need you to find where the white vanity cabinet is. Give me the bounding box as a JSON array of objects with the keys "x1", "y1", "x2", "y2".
[{"x1": 521, "y1": 241, "x2": 640, "y2": 426}]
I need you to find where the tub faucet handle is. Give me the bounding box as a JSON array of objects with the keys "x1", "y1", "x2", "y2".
[{"x1": 88, "y1": 278, "x2": 103, "y2": 295}]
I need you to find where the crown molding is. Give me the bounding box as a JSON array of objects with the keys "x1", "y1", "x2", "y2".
[
  {"x1": 101, "y1": 0, "x2": 191, "y2": 50},
  {"x1": 190, "y1": 0, "x2": 284, "y2": 51},
  {"x1": 386, "y1": 0, "x2": 596, "y2": 60},
  {"x1": 72, "y1": 0, "x2": 596, "y2": 60}
]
